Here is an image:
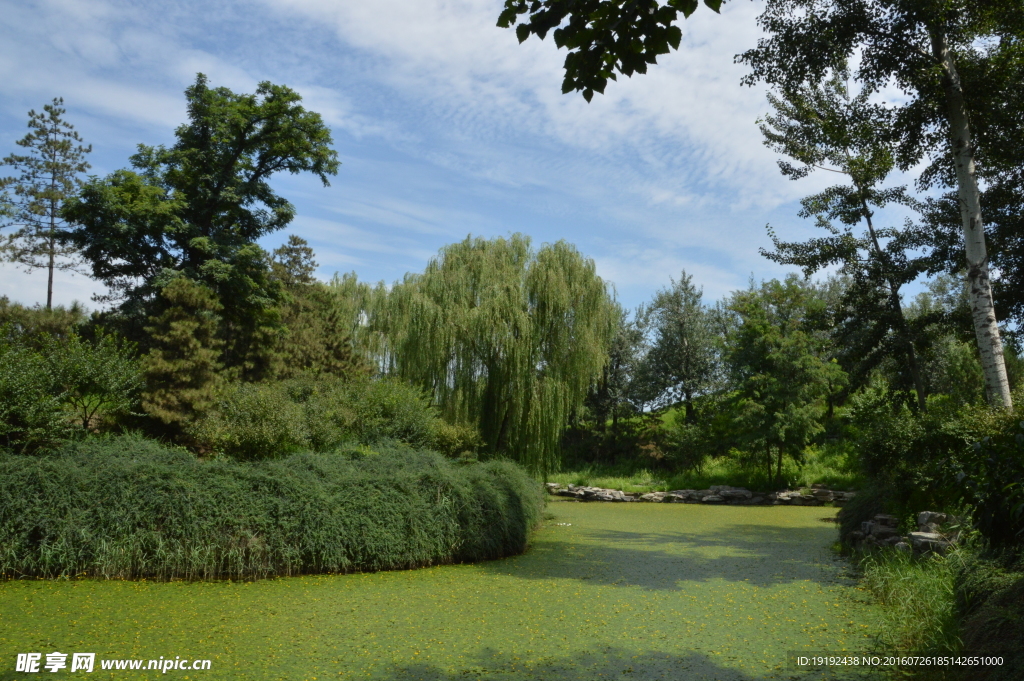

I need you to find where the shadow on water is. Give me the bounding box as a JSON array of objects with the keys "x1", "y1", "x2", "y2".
[
  {"x1": 0, "y1": 649, "x2": 882, "y2": 681},
  {"x1": 483, "y1": 521, "x2": 853, "y2": 591},
  {"x1": 372, "y1": 647, "x2": 881, "y2": 681}
]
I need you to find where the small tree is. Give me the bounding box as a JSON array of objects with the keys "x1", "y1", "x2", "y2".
[
  {"x1": 727, "y1": 276, "x2": 846, "y2": 487},
  {"x1": 0, "y1": 98, "x2": 91, "y2": 309},
  {"x1": 141, "y1": 277, "x2": 224, "y2": 430},
  {"x1": 46, "y1": 332, "x2": 144, "y2": 431}
]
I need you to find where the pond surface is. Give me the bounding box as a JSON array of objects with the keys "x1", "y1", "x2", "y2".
[{"x1": 1, "y1": 501, "x2": 880, "y2": 680}]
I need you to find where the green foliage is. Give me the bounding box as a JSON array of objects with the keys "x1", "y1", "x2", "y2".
[
  {"x1": 0, "y1": 339, "x2": 72, "y2": 453},
  {"x1": 378, "y1": 234, "x2": 616, "y2": 475},
  {"x1": 0, "y1": 97, "x2": 91, "y2": 308},
  {"x1": 270, "y1": 236, "x2": 368, "y2": 380},
  {"x1": 63, "y1": 74, "x2": 339, "y2": 378},
  {"x1": 0, "y1": 329, "x2": 142, "y2": 452},
  {"x1": 497, "y1": 0, "x2": 721, "y2": 102},
  {"x1": 758, "y1": 72, "x2": 933, "y2": 409},
  {"x1": 194, "y1": 375, "x2": 480, "y2": 460},
  {"x1": 860, "y1": 550, "x2": 961, "y2": 660},
  {"x1": 140, "y1": 277, "x2": 224, "y2": 429},
  {"x1": 637, "y1": 271, "x2": 718, "y2": 415},
  {"x1": 44, "y1": 331, "x2": 143, "y2": 430},
  {"x1": 193, "y1": 382, "x2": 309, "y2": 459},
  {"x1": 950, "y1": 419, "x2": 1024, "y2": 551},
  {"x1": 0, "y1": 436, "x2": 544, "y2": 579},
  {"x1": 727, "y1": 275, "x2": 846, "y2": 486},
  {"x1": 0, "y1": 296, "x2": 87, "y2": 347}
]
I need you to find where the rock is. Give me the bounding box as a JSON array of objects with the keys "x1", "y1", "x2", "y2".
[
  {"x1": 909, "y1": 531, "x2": 949, "y2": 554},
  {"x1": 872, "y1": 526, "x2": 900, "y2": 540},
  {"x1": 918, "y1": 511, "x2": 948, "y2": 528},
  {"x1": 895, "y1": 542, "x2": 911, "y2": 553},
  {"x1": 701, "y1": 494, "x2": 725, "y2": 503},
  {"x1": 873, "y1": 514, "x2": 899, "y2": 527},
  {"x1": 545, "y1": 482, "x2": 563, "y2": 493},
  {"x1": 715, "y1": 486, "x2": 753, "y2": 500},
  {"x1": 639, "y1": 492, "x2": 667, "y2": 502}
]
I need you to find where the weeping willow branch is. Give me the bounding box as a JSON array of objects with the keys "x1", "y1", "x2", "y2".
[{"x1": 375, "y1": 234, "x2": 616, "y2": 475}]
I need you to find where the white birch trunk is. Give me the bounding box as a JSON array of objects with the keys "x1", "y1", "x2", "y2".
[{"x1": 931, "y1": 27, "x2": 1012, "y2": 409}]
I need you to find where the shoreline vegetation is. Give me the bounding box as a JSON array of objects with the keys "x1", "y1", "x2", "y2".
[{"x1": 0, "y1": 436, "x2": 544, "y2": 581}]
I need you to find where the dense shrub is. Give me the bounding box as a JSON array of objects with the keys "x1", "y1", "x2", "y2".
[
  {"x1": 0, "y1": 435, "x2": 544, "y2": 579},
  {"x1": 949, "y1": 420, "x2": 1024, "y2": 551},
  {"x1": 195, "y1": 375, "x2": 480, "y2": 459},
  {"x1": 0, "y1": 340, "x2": 72, "y2": 453},
  {"x1": 0, "y1": 330, "x2": 141, "y2": 452}
]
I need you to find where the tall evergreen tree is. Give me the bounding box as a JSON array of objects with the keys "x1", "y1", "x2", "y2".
[
  {"x1": 270, "y1": 236, "x2": 367, "y2": 380},
  {"x1": 639, "y1": 271, "x2": 718, "y2": 420},
  {"x1": 377, "y1": 234, "x2": 616, "y2": 474},
  {"x1": 0, "y1": 98, "x2": 91, "y2": 309}
]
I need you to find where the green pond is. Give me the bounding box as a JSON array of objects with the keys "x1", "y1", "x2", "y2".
[{"x1": 1, "y1": 501, "x2": 880, "y2": 680}]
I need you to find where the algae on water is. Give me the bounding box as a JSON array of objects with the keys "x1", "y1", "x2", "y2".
[{"x1": 0, "y1": 502, "x2": 878, "y2": 680}]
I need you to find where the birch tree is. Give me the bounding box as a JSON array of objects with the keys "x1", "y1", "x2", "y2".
[
  {"x1": 376, "y1": 234, "x2": 616, "y2": 475},
  {"x1": 498, "y1": 0, "x2": 1022, "y2": 408},
  {"x1": 0, "y1": 98, "x2": 91, "y2": 309}
]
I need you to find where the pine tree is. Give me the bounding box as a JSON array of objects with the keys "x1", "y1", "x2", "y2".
[
  {"x1": 141, "y1": 277, "x2": 224, "y2": 430},
  {"x1": 0, "y1": 98, "x2": 91, "y2": 309},
  {"x1": 270, "y1": 236, "x2": 367, "y2": 379}
]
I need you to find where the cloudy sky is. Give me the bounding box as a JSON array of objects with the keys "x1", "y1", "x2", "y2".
[{"x1": 1, "y1": 0, "x2": 868, "y2": 311}]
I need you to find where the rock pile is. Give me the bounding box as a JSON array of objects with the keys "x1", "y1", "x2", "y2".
[
  {"x1": 847, "y1": 511, "x2": 957, "y2": 554},
  {"x1": 544, "y1": 483, "x2": 855, "y2": 506}
]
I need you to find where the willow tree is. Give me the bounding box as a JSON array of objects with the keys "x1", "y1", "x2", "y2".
[{"x1": 377, "y1": 234, "x2": 616, "y2": 474}]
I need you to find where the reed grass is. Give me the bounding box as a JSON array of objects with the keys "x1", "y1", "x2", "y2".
[{"x1": 0, "y1": 435, "x2": 544, "y2": 580}]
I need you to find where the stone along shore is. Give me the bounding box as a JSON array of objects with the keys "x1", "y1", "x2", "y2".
[{"x1": 545, "y1": 483, "x2": 855, "y2": 506}]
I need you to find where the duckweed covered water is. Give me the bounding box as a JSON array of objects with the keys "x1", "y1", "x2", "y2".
[{"x1": 1, "y1": 501, "x2": 879, "y2": 680}]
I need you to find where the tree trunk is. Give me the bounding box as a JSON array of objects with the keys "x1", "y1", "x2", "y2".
[
  {"x1": 46, "y1": 233, "x2": 55, "y2": 311},
  {"x1": 684, "y1": 391, "x2": 695, "y2": 423},
  {"x1": 930, "y1": 26, "x2": 1012, "y2": 408}
]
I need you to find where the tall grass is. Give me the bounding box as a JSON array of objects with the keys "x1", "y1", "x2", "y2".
[
  {"x1": 859, "y1": 550, "x2": 961, "y2": 659},
  {"x1": 0, "y1": 435, "x2": 544, "y2": 580}
]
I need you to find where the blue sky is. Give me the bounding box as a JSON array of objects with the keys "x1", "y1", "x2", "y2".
[{"x1": 0, "y1": 0, "x2": 910, "y2": 312}]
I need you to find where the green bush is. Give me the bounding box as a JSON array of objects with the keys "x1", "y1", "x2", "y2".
[
  {"x1": 193, "y1": 382, "x2": 309, "y2": 458},
  {"x1": 0, "y1": 341, "x2": 72, "y2": 453},
  {"x1": 0, "y1": 435, "x2": 544, "y2": 579},
  {"x1": 195, "y1": 375, "x2": 480, "y2": 459},
  {"x1": 0, "y1": 330, "x2": 141, "y2": 452},
  {"x1": 949, "y1": 420, "x2": 1024, "y2": 551}
]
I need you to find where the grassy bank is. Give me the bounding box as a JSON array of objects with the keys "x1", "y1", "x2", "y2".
[
  {"x1": 550, "y1": 444, "x2": 862, "y2": 493},
  {"x1": 0, "y1": 435, "x2": 544, "y2": 580},
  {"x1": 855, "y1": 545, "x2": 1024, "y2": 681}
]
